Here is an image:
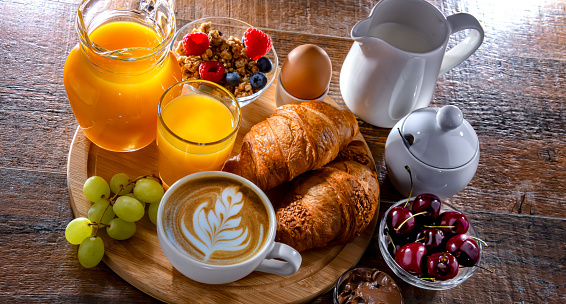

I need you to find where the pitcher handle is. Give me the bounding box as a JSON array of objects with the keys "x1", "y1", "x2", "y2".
[{"x1": 439, "y1": 13, "x2": 484, "y2": 75}]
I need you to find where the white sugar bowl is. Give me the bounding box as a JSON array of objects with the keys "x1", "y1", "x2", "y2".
[{"x1": 385, "y1": 105, "x2": 479, "y2": 199}]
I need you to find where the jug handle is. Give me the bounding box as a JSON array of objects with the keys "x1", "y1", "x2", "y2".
[{"x1": 439, "y1": 13, "x2": 484, "y2": 75}]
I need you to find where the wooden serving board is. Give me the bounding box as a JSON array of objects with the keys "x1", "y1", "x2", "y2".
[{"x1": 66, "y1": 80, "x2": 379, "y2": 304}]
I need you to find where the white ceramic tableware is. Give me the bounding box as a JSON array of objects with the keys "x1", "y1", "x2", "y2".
[
  {"x1": 340, "y1": 0, "x2": 484, "y2": 128},
  {"x1": 384, "y1": 105, "x2": 479, "y2": 199},
  {"x1": 157, "y1": 171, "x2": 302, "y2": 284},
  {"x1": 275, "y1": 74, "x2": 329, "y2": 107}
]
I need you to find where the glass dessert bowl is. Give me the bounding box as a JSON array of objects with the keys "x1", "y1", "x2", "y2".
[
  {"x1": 169, "y1": 17, "x2": 278, "y2": 107},
  {"x1": 378, "y1": 198, "x2": 484, "y2": 290}
]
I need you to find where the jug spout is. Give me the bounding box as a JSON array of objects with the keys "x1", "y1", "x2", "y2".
[
  {"x1": 350, "y1": 16, "x2": 388, "y2": 56},
  {"x1": 351, "y1": 17, "x2": 373, "y2": 42}
]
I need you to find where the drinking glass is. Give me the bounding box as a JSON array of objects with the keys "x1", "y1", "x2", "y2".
[{"x1": 157, "y1": 80, "x2": 241, "y2": 188}]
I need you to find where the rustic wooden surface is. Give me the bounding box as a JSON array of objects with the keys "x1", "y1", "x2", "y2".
[{"x1": 1, "y1": 0, "x2": 565, "y2": 303}]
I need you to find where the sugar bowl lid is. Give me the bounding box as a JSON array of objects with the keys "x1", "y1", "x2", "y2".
[{"x1": 400, "y1": 105, "x2": 478, "y2": 169}]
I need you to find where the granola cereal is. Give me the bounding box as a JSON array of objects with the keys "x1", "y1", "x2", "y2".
[{"x1": 175, "y1": 22, "x2": 262, "y2": 98}]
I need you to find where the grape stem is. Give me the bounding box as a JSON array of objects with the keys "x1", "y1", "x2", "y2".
[
  {"x1": 92, "y1": 199, "x2": 112, "y2": 237},
  {"x1": 91, "y1": 174, "x2": 163, "y2": 237}
]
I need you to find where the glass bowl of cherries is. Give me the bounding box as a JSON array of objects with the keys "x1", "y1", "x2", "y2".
[{"x1": 378, "y1": 193, "x2": 485, "y2": 290}]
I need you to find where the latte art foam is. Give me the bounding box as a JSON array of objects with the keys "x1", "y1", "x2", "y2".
[{"x1": 162, "y1": 177, "x2": 269, "y2": 265}]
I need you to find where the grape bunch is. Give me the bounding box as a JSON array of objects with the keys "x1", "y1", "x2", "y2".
[{"x1": 64, "y1": 173, "x2": 164, "y2": 268}]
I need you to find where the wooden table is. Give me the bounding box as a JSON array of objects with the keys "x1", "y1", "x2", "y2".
[{"x1": 1, "y1": 0, "x2": 565, "y2": 303}]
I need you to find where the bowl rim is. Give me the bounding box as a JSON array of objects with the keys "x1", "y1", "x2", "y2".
[
  {"x1": 378, "y1": 198, "x2": 482, "y2": 290},
  {"x1": 332, "y1": 266, "x2": 403, "y2": 304},
  {"x1": 169, "y1": 16, "x2": 278, "y2": 107}
]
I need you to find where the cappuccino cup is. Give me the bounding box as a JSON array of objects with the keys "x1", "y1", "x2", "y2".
[{"x1": 157, "y1": 171, "x2": 302, "y2": 284}]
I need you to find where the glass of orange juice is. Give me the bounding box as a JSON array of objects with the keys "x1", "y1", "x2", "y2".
[
  {"x1": 63, "y1": 0, "x2": 181, "y2": 152},
  {"x1": 157, "y1": 80, "x2": 242, "y2": 188}
]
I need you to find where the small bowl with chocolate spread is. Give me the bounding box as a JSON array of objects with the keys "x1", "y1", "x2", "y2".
[{"x1": 333, "y1": 267, "x2": 403, "y2": 304}]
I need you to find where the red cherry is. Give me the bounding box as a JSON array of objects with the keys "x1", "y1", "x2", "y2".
[
  {"x1": 386, "y1": 206, "x2": 416, "y2": 236},
  {"x1": 446, "y1": 234, "x2": 481, "y2": 267},
  {"x1": 426, "y1": 252, "x2": 460, "y2": 280},
  {"x1": 412, "y1": 193, "x2": 442, "y2": 224},
  {"x1": 395, "y1": 243, "x2": 427, "y2": 276},
  {"x1": 415, "y1": 228, "x2": 446, "y2": 253},
  {"x1": 182, "y1": 32, "x2": 210, "y2": 56},
  {"x1": 436, "y1": 211, "x2": 469, "y2": 235}
]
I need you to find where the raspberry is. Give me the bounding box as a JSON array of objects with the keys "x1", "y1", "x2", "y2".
[
  {"x1": 243, "y1": 27, "x2": 272, "y2": 60},
  {"x1": 182, "y1": 32, "x2": 210, "y2": 56},
  {"x1": 199, "y1": 61, "x2": 225, "y2": 83}
]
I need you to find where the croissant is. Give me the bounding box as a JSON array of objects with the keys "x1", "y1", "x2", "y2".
[
  {"x1": 275, "y1": 141, "x2": 380, "y2": 252},
  {"x1": 223, "y1": 100, "x2": 359, "y2": 191}
]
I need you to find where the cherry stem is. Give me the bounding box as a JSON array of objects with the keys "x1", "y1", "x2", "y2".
[
  {"x1": 420, "y1": 277, "x2": 437, "y2": 282},
  {"x1": 388, "y1": 233, "x2": 396, "y2": 254},
  {"x1": 424, "y1": 225, "x2": 455, "y2": 229},
  {"x1": 475, "y1": 265, "x2": 495, "y2": 273},
  {"x1": 415, "y1": 237, "x2": 425, "y2": 243},
  {"x1": 471, "y1": 236, "x2": 488, "y2": 247},
  {"x1": 394, "y1": 211, "x2": 428, "y2": 231},
  {"x1": 404, "y1": 166, "x2": 413, "y2": 208}
]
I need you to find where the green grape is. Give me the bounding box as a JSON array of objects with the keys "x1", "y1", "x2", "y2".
[
  {"x1": 148, "y1": 201, "x2": 160, "y2": 225},
  {"x1": 106, "y1": 218, "x2": 136, "y2": 240},
  {"x1": 78, "y1": 236, "x2": 104, "y2": 268},
  {"x1": 83, "y1": 176, "x2": 110, "y2": 202},
  {"x1": 87, "y1": 200, "x2": 115, "y2": 225},
  {"x1": 65, "y1": 217, "x2": 93, "y2": 245},
  {"x1": 113, "y1": 195, "x2": 144, "y2": 222},
  {"x1": 124, "y1": 192, "x2": 145, "y2": 208},
  {"x1": 133, "y1": 178, "x2": 164, "y2": 204},
  {"x1": 110, "y1": 173, "x2": 133, "y2": 195}
]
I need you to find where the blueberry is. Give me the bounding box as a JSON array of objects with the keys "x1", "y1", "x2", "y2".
[
  {"x1": 256, "y1": 57, "x2": 273, "y2": 73},
  {"x1": 249, "y1": 72, "x2": 268, "y2": 90},
  {"x1": 225, "y1": 71, "x2": 241, "y2": 86}
]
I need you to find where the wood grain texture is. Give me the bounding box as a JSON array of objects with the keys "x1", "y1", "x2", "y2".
[
  {"x1": 1, "y1": 0, "x2": 566, "y2": 302},
  {"x1": 66, "y1": 88, "x2": 377, "y2": 304}
]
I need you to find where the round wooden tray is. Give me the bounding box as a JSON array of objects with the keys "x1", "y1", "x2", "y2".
[{"x1": 66, "y1": 82, "x2": 379, "y2": 304}]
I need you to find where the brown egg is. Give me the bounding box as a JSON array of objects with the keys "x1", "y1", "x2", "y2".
[{"x1": 280, "y1": 44, "x2": 332, "y2": 100}]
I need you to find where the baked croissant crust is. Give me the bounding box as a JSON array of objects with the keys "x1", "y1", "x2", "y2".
[
  {"x1": 223, "y1": 100, "x2": 359, "y2": 191},
  {"x1": 275, "y1": 141, "x2": 380, "y2": 252}
]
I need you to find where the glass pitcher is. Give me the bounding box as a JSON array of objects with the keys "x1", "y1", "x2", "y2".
[{"x1": 64, "y1": 0, "x2": 181, "y2": 152}]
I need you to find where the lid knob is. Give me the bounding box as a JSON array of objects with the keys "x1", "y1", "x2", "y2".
[{"x1": 437, "y1": 105, "x2": 463, "y2": 131}]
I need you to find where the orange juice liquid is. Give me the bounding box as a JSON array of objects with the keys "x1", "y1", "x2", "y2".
[
  {"x1": 157, "y1": 94, "x2": 238, "y2": 188},
  {"x1": 63, "y1": 21, "x2": 181, "y2": 152}
]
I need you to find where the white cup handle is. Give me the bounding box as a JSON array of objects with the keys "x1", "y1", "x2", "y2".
[
  {"x1": 255, "y1": 242, "x2": 302, "y2": 276},
  {"x1": 439, "y1": 13, "x2": 484, "y2": 75}
]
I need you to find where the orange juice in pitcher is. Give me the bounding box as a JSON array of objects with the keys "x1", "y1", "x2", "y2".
[{"x1": 64, "y1": 0, "x2": 181, "y2": 152}]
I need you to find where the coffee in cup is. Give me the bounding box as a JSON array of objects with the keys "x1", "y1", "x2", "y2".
[
  {"x1": 161, "y1": 175, "x2": 269, "y2": 265},
  {"x1": 157, "y1": 171, "x2": 302, "y2": 284}
]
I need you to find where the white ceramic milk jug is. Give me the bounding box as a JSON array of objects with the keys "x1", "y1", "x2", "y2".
[{"x1": 340, "y1": 0, "x2": 484, "y2": 128}]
